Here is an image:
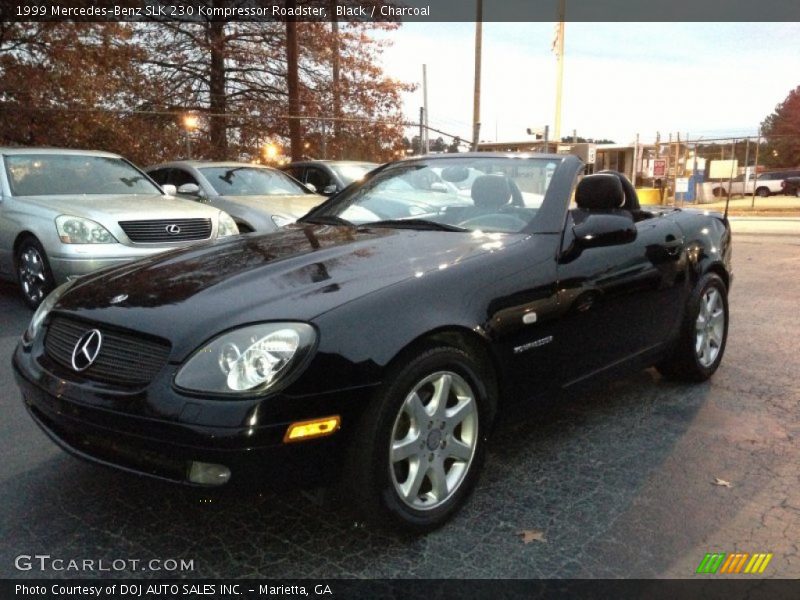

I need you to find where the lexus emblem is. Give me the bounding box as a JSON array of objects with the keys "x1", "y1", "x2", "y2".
[
  {"x1": 166, "y1": 224, "x2": 181, "y2": 235},
  {"x1": 71, "y1": 329, "x2": 103, "y2": 372}
]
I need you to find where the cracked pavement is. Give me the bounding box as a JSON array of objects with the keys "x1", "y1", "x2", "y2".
[{"x1": 1, "y1": 233, "x2": 798, "y2": 579}]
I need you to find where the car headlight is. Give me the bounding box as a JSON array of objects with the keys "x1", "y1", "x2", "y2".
[
  {"x1": 271, "y1": 214, "x2": 294, "y2": 228},
  {"x1": 56, "y1": 215, "x2": 117, "y2": 244},
  {"x1": 22, "y1": 279, "x2": 75, "y2": 345},
  {"x1": 218, "y1": 211, "x2": 239, "y2": 237},
  {"x1": 174, "y1": 323, "x2": 316, "y2": 395}
]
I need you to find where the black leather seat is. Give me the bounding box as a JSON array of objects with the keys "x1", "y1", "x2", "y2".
[
  {"x1": 471, "y1": 175, "x2": 514, "y2": 210},
  {"x1": 597, "y1": 169, "x2": 641, "y2": 210},
  {"x1": 575, "y1": 173, "x2": 625, "y2": 210}
]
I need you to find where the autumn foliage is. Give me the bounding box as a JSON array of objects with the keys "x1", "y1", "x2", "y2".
[{"x1": 0, "y1": 18, "x2": 413, "y2": 165}]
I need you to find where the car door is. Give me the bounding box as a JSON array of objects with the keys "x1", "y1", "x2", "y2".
[{"x1": 553, "y1": 209, "x2": 686, "y2": 386}]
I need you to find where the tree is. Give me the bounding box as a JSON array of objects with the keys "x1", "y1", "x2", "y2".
[
  {"x1": 761, "y1": 85, "x2": 800, "y2": 168},
  {"x1": 0, "y1": 23, "x2": 184, "y2": 165},
  {"x1": 0, "y1": 11, "x2": 413, "y2": 163},
  {"x1": 429, "y1": 136, "x2": 446, "y2": 152}
]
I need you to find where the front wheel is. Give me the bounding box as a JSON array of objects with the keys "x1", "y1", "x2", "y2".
[
  {"x1": 657, "y1": 273, "x2": 729, "y2": 382},
  {"x1": 756, "y1": 187, "x2": 770, "y2": 198},
  {"x1": 16, "y1": 236, "x2": 55, "y2": 309},
  {"x1": 345, "y1": 347, "x2": 494, "y2": 532}
]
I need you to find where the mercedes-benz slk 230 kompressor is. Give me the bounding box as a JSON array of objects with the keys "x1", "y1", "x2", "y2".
[{"x1": 13, "y1": 154, "x2": 732, "y2": 531}]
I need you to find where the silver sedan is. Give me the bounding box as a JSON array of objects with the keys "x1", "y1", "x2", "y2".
[
  {"x1": 0, "y1": 148, "x2": 239, "y2": 307},
  {"x1": 146, "y1": 161, "x2": 326, "y2": 233}
]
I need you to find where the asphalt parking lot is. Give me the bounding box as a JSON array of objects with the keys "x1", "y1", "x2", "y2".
[{"x1": 1, "y1": 232, "x2": 798, "y2": 579}]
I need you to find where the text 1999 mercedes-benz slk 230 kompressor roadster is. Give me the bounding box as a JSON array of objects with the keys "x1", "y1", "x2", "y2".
[{"x1": 13, "y1": 153, "x2": 732, "y2": 531}]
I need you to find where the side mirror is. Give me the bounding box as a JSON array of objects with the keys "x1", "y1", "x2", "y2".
[
  {"x1": 305, "y1": 182, "x2": 317, "y2": 193},
  {"x1": 322, "y1": 184, "x2": 338, "y2": 195},
  {"x1": 572, "y1": 211, "x2": 636, "y2": 249},
  {"x1": 162, "y1": 184, "x2": 177, "y2": 197},
  {"x1": 177, "y1": 183, "x2": 202, "y2": 197}
]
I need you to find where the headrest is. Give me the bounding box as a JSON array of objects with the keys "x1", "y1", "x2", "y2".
[
  {"x1": 575, "y1": 173, "x2": 625, "y2": 210},
  {"x1": 597, "y1": 170, "x2": 640, "y2": 210},
  {"x1": 471, "y1": 175, "x2": 512, "y2": 210}
]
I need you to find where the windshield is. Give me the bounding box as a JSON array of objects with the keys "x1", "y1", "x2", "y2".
[
  {"x1": 200, "y1": 166, "x2": 308, "y2": 196},
  {"x1": 5, "y1": 154, "x2": 161, "y2": 196},
  {"x1": 308, "y1": 156, "x2": 560, "y2": 233},
  {"x1": 330, "y1": 162, "x2": 378, "y2": 185}
]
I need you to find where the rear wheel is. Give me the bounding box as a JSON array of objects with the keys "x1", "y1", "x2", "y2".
[
  {"x1": 346, "y1": 347, "x2": 493, "y2": 532},
  {"x1": 15, "y1": 236, "x2": 55, "y2": 309},
  {"x1": 657, "y1": 273, "x2": 728, "y2": 382},
  {"x1": 756, "y1": 187, "x2": 770, "y2": 198},
  {"x1": 712, "y1": 187, "x2": 726, "y2": 198}
]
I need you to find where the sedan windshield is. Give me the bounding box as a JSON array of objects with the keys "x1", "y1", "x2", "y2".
[
  {"x1": 5, "y1": 154, "x2": 161, "y2": 196},
  {"x1": 307, "y1": 156, "x2": 560, "y2": 233},
  {"x1": 330, "y1": 162, "x2": 378, "y2": 185},
  {"x1": 200, "y1": 166, "x2": 308, "y2": 196}
]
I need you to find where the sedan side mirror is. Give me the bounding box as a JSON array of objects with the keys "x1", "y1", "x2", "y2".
[
  {"x1": 162, "y1": 184, "x2": 177, "y2": 197},
  {"x1": 572, "y1": 211, "x2": 637, "y2": 249},
  {"x1": 177, "y1": 183, "x2": 203, "y2": 198}
]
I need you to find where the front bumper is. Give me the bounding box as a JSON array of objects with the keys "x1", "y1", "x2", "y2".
[
  {"x1": 13, "y1": 343, "x2": 373, "y2": 488},
  {"x1": 48, "y1": 243, "x2": 186, "y2": 285}
]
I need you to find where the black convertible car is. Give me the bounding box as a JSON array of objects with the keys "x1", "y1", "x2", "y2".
[{"x1": 13, "y1": 153, "x2": 732, "y2": 531}]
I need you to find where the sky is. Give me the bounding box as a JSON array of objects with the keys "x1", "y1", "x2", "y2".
[{"x1": 376, "y1": 22, "x2": 800, "y2": 146}]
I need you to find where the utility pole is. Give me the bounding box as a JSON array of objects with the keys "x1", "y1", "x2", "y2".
[
  {"x1": 543, "y1": 125, "x2": 549, "y2": 153},
  {"x1": 553, "y1": 0, "x2": 566, "y2": 142},
  {"x1": 422, "y1": 64, "x2": 429, "y2": 154},
  {"x1": 632, "y1": 132, "x2": 639, "y2": 187},
  {"x1": 419, "y1": 107, "x2": 425, "y2": 155},
  {"x1": 286, "y1": 0, "x2": 301, "y2": 161},
  {"x1": 471, "y1": 0, "x2": 482, "y2": 151}
]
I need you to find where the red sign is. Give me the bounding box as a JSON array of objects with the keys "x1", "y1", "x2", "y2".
[{"x1": 653, "y1": 159, "x2": 667, "y2": 177}]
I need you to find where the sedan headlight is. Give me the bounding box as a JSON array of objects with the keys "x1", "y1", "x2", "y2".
[
  {"x1": 56, "y1": 215, "x2": 116, "y2": 244},
  {"x1": 218, "y1": 211, "x2": 239, "y2": 237},
  {"x1": 175, "y1": 323, "x2": 316, "y2": 395},
  {"x1": 22, "y1": 279, "x2": 75, "y2": 345}
]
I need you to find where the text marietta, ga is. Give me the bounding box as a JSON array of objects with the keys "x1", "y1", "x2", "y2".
[{"x1": 16, "y1": 584, "x2": 333, "y2": 596}]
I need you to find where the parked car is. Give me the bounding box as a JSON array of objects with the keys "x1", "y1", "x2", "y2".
[
  {"x1": 781, "y1": 176, "x2": 800, "y2": 197},
  {"x1": 14, "y1": 154, "x2": 732, "y2": 531},
  {"x1": 147, "y1": 161, "x2": 325, "y2": 233},
  {"x1": 712, "y1": 170, "x2": 800, "y2": 197},
  {"x1": 281, "y1": 160, "x2": 378, "y2": 196},
  {"x1": 0, "y1": 148, "x2": 239, "y2": 308}
]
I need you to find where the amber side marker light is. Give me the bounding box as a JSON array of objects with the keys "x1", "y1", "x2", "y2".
[{"x1": 283, "y1": 415, "x2": 341, "y2": 443}]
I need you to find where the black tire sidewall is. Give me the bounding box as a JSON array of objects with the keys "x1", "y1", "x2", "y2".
[{"x1": 355, "y1": 347, "x2": 493, "y2": 531}]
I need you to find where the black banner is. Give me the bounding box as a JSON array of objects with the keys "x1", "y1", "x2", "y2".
[
  {"x1": 3, "y1": 579, "x2": 800, "y2": 600},
  {"x1": 1, "y1": 0, "x2": 800, "y2": 23}
]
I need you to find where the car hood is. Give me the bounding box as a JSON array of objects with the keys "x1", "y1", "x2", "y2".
[
  {"x1": 16, "y1": 194, "x2": 221, "y2": 219},
  {"x1": 56, "y1": 224, "x2": 519, "y2": 359},
  {"x1": 217, "y1": 194, "x2": 324, "y2": 218}
]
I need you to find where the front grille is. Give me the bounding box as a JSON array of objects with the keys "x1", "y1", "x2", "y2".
[
  {"x1": 44, "y1": 316, "x2": 171, "y2": 386},
  {"x1": 118, "y1": 218, "x2": 212, "y2": 243}
]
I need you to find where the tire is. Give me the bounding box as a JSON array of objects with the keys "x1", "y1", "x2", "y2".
[
  {"x1": 345, "y1": 346, "x2": 494, "y2": 532},
  {"x1": 756, "y1": 187, "x2": 770, "y2": 198},
  {"x1": 15, "y1": 236, "x2": 55, "y2": 309},
  {"x1": 657, "y1": 273, "x2": 729, "y2": 382},
  {"x1": 712, "y1": 187, "x2": 726, "y2": 198}
]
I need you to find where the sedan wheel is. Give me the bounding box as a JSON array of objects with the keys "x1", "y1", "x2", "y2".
[
  {"x1": 389, "y1": 371, "x2": 478, "y2": 511},
  {"x1": 16, "y1": 238, "x2": 55, "y2": 309},
  {"x1": 346, "y1": 346, "x2": 494, "y2": 532}
]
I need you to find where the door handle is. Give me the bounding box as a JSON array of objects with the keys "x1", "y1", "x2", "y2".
[{"x1": 664, "y1": 236, "x2": 683, "y2": 257}]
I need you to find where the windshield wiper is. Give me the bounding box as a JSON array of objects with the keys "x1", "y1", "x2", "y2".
[
  {"x1": 359, "y1": 219, "x2": 467, "y2": 232},
  {"x1": 299, "y1": 215, "x2": 356, "y2": 227}
]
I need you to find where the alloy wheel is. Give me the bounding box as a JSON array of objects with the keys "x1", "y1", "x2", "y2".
[
  {"x1": 389, "y1": 371, "x2": 478, "y2": 511},
  {"x1": 695, "y1": 288, "x2": 725, "y2": 367},
  {"x1": 19, "y1": 246, "x2": 48, "y2": 305}
]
